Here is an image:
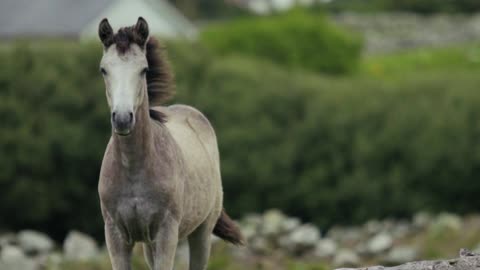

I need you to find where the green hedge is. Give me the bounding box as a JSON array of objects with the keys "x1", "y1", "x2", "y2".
[
  {"x1": 2, "y1": 41, "x2": 480, "y2": 239},
  {"x1": 200, "y1": 10, "x2": 362, "y2": 74}
]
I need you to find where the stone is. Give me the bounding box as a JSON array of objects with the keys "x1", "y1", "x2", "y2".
[
  {"x1": 333, "y1": 248, "x2": 361, "y2": 267},
  {"x1": 17, "y1": 230, "x2": 54, "y2": 255},
  {"x1": 367, "y1": 232, "x2": 393, "y2": 254},
  {"x1": 328, "y1": 226, "x2": 363, "y2": 245},
  {"x1": 250, "y1": 237, "x2": 271, "y2": 254},
  {"x1": 281, "y1": 217, "x2": 301, "y2": 233},
  {"x1": 279, "y1": 224, "x2": 320, "y2": 254},
  {"x1": 413, "y1": 212, "x2": 433, "y2": 229},
  {"x1": 314, "y1": 238, "x2": 338, "y2": 258},
  {"x1": 63, "y1": 231, "x2": 99, "y2": 261},
  {"x1": 383, "y1": 246, "x2": 418, "y2": 264},
  {"x1": 0, "y1": 233, "x2": 16, "y2": 248},
  {"x1": 391, "y1": 221, "x2": 412, "y2": 239},
  {"x1": 0, "y1": 245, "x2": 36, "y2": 270},
  {"x1": 261, "y1": 209, "x2": 286, "y2": 236},
  {"x1": 429, "y1": 213, "x2": 462, "y2": 234}
]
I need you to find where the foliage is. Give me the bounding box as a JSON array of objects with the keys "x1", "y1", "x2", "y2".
[
  {"x1": 200, "y1": 10, "x2": 362, "y2": 74},
  {"x1": 2, "y1": 40, "x2": 480, "y2": 239}
]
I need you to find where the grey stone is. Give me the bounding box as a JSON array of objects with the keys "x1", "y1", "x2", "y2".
[
  {"x1": 281, "y1": 217, "x2": 301, "y2": 233},
  {"x1": 279, "y1": 224, "x2": 320, "y2": 254},
  {"x1": 261, "y1": 209, "x2": 286, "y2": 236},
  {"x1": 313, "y1": 238, "x2": 338, "y2": 258},
  {"x1": 17, "y1": 230, "x2": 54, "y2": 255},
  {"x1": 333, "y1": 248, "x2": 361, "y2": 267},
  {"x1": 429, "y1": 213, "x2": 462, "y2": 234},
  {"x1": 0, "y1": 245, "x2": 37, "y2": 270},
  {"x1": 413, "y1": 212, "x2": 432, "y2": 229},
  {"x1": 328, "y1": 226, "x2": 363, "y2": 244},
  {"x1": 250, "y1": 237, "x2": 270, "y2": 254},
  {"x1": 383, "y1": 246, "x2": 418, "y2": 264},
  {"x1": 63, "y1": 231, "x2": 99, "y2": 261},
  {"x1": 367, "y1": 232, "x2": 393, "y2": 254},
  {"x1": 0, "y1": 233, "x2": 16, "y2": 248}
]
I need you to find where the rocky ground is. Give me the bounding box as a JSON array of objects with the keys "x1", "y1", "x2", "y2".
[
  {"x1": 1, "y1": 211, "x2": 480, "y2": 270},
  {"x1": 332, "y1": 13, "x2": 480, "y2": 53}
]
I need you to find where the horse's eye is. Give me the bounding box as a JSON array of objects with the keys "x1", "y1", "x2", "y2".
[
  {"x1": 141, "y1": 67, "x2": 149, "y2": 76},
  {"x1": 100, "y1": 68, "x2": 107, "y2": 76}
]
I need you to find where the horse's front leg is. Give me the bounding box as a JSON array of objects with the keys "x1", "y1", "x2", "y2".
[
  {"x1": 152, "y1": 217, "x2": 180, "y2": 270},
  {"x1": 105, "y1": 222, "x2": 134, "y2": 270}
]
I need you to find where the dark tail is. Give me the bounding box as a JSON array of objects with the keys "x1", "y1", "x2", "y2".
[{"x1": 213, "y1": 209, "x2": 245, "y2": 246}]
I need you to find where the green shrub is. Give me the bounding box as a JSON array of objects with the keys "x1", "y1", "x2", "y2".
[
  {"x1": 2, "y1": 41, "x2": 480, "y2": 239},
  {"x1": 200, "y1": 10, "x2": 362, "y2": 74}
]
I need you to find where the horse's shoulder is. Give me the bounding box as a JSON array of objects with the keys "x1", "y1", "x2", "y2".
[{"x1": 154, "y1": 104, "x2": 215, "y2": 137}]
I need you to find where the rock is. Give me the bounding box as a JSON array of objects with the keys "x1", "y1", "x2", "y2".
[
  {"x1": 261, "y1": 209, "x2": 286, "y2": 236},
  {"x1": 391, "y1": 221, "x2": 412, "y2": 239},
  {"x1": 63, "y1": 231, "x2": 99, "y2": 261},
  {"x1": 333, "y1": 248, "x2": 361, "y2": 267},
  {"x1": 364, "y1": 220, "x2": 382, "y2": 236},
  {"x1": 429, "y1": 213, "x2": 462, "y2": 234},
  {"x1": 383, "y1": 246, "x2": 418, "y2": 264},
  {"x1": 281, "y1": 217, "x2": 301, "y2": 233},
  {"x1": 0, "y1": 245, "x2": 36, "y2": 270},
  {"x1": 328, "y1": 226, "x2": 363, "y2": 245},
  {"x1": 17, "y1": 230, "x2": 54, "y2": 255},
  {"x1": 250, "y1": 237, "x2": 271, "y2": 254},
  {"x1": 278, "y1": 224, "x2": 320, "y2": 254},
  {"x1": 313, "y1": 238, "x2": 338, "y2": 258},
  {"x1": 0, "y1": 233, "x2": 16, "y2": 248},
  {"x1": 367, "y1": 232, "x2": 393, "y2": 254},
  {"x1": 413, "y1": 212, "x2": 433, "y2": 229}
]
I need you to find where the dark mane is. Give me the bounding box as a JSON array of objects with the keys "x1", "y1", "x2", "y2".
[{"x1": 109, "y1": 27, "x2": 175, "y2": 122}]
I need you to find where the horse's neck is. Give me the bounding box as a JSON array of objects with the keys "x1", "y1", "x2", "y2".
[{"x1": 112, "y1": 100, "x2": 156, "y2": 171}]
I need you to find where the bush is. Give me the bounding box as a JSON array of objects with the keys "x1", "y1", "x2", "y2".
[
  {"x1": 2, "y1": 41, "x2": 480, "y2": 239},
  {"x1": 200, "y1": 10, "x2": 362, "y2": 74}
]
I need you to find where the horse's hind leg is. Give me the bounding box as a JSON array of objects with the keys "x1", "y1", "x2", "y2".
[{"x1": 187, "y1": 219, "x2": 216, "y2": 270}]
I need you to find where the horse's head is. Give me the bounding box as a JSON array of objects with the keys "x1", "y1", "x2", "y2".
[{"x1": 98, "y1": 17, "x2": 150, "y2": 136}]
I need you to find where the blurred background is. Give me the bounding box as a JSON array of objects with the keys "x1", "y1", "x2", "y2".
[{"x1": 2, "y1": 0, "x2": 480, "y2": 269}]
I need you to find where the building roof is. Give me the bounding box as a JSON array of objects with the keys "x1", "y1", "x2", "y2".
[{"x1": 0, "y1": 0, "x2": 197, "y2": 39}]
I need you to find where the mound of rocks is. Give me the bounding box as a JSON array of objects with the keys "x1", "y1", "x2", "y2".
[
  {"x1": 237, "y1": 210, "x2": 472, "y2": 267},
  {"x1": 0, "y1": 230, "x2": 99, "y2": 270}
]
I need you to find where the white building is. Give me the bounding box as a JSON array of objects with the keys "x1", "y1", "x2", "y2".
[{"x1": 0, "y1": 0, "x2": 198, "y2": 40}]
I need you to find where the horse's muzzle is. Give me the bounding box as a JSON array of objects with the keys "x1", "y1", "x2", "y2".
[{"x1": 112, "y1": 111, "x2": 134, "y2": 136}]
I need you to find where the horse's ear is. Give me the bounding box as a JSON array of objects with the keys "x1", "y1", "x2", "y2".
[
  {"x1": 98, "y1": 18, "x2": 114, "y2": 47},
  {"x1": 135, "y1": 17, "x2": 149, "y2": 46}
]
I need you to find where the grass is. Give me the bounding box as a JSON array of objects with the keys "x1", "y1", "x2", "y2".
[{"x1": 360, "y1": 43, "x2": 480, "y2": 77}]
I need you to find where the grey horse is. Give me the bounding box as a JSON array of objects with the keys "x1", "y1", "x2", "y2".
[{"x1": 97, "y1": 17, "x2": 244, "y2": 270}]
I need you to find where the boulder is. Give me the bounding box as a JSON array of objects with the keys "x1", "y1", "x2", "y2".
[
  {"x1": 261, "y1": 209, "x2": 287, "y2": 236},
  {"x1": 313, "y1": 238, "x2": 338, "y2": 258},
  {"x1": 279, "y1": 224, "x2": 320, "y2": 254},
  {"x1": 413, "y1": 212, "x2": 432, "y2": 229},
  {"x1": 383, "y1": 245, "x2": 418, "y2": 264},
  {"x1": 17, "y1": 230, "x2": 54, "y2": 255},
  {"x1": 0, "y1": 245, "x2": 36, "y2": 270},
  {"x1": 367, "y1": 232, "x2": 393, "y2": 254},
  {"x1": 63, "y1": 231, "x2": 99, "y2": 261},
  {"x1": 333, "y1": 248, "x2": 361, "y2": 267},
  {"x1": 429, "y1": 213, "x2": 462, "y2": 235}
]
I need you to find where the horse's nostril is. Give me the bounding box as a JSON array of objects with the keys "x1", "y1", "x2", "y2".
[{"x1": 112, "y1": 112, "x2": 117, "y2": 121}]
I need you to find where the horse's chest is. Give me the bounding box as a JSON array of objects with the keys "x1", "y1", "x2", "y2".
[{"x1": 104, "y1": 189, "x2": 167, "y2": 243}]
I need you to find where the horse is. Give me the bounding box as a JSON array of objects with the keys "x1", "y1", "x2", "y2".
[{"x1": 97, "y1": 17, "x2": 244, "y2": 270}]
